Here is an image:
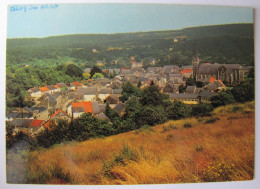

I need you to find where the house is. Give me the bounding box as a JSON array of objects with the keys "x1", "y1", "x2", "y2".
[
  {"x1": 98, "y1": 88, "x2": 112, "y2": 101},
  {"x1": 53, "y1": 85, "x2": 61, "y2": 93},
  {"x1": 186, "y1": 86, "x2": 202, "y2": 94},
  {"x1": 43, "y1": 109, "x2": 71, "y2": 129},
  {"x1": 56, "y1": 83, "x2": 68, "y2": 91},
  {"x1": 162, "y1": 84, "x2": 177, "y2": 94},
  {"x1": 69, "y1": 101, "x2": 93, "y2": 118},
  {"x1": 179, "y1": 68, "x2": 193, "y2": 78},
  {"x1": 203, "y1": 80, "x2": 226, "y2": 92},
  {"x1": 104, "y1": 95, "x2": 119, "y2": 108},
  {"x1": 198, "y1": 90, "x2": 217, "y2": 103},
  {"x1": 131, "y1": 62, "x2": 143, "y2": 69},
  {"x1": 69, "y1": 81, "x2": 84, "y2": 90},
  {"x1": 38, "y1": 93, "x2": 57, "y2": 108},
  {"x1": 163, "y1": 65, "x2": 179, "y2": 74},
  {"x1": 9, "y1": 118, "x2": 33, "y2": 134},
  {"x1": 29, "y1": 119, "x2": 44, "y2": 135},
  {"x1": 169, "y1": 93, "x2": 199, "y2": 105},
  {"x1": 31, "y1": 106, "x2": 48, "y2": 120},
  {"x1": 78, "y1": 87, "x2": 97, "y2": 101},
  {"x1": 39, "y1": 86, "x2": 49, "y2": 95},
  {"x1": 113, "y1": 103, "x2": 126, "y2": 117},
  {"x1": 6, "y1": 111, "x2": 33, "y2": 121},
  {"x1": 47, "y1": 85, "x2": 57, "y2": 94},
  {"x1": 28, "y1": 87, "x2": 41, "y2": 98}
]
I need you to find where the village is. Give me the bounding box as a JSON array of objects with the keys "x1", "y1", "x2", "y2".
[{"x1": 6, "y1": 52, "x2": 251, "y2": 136}]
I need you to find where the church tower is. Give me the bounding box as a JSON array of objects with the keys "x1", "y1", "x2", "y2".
[{"x1": 192, "y1": 45, "x2": 200, "y2": 79}]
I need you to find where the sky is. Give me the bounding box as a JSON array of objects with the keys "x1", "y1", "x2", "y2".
[{"x1": 7, "y1": 3, "x2": 253, "y2": 38}]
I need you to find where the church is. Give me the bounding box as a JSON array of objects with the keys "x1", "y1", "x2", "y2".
[{"x1": 192, "y1": 50, "x2": 244, "y2": 85}]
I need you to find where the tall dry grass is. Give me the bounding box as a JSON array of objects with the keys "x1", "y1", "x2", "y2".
[{"x1": 7, "y1": 102, "x2": 255, "y2": 184}]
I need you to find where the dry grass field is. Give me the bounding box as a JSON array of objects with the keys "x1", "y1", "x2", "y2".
[{"x1": 6, "y1": 101, "x2": 255, "y2": 184}]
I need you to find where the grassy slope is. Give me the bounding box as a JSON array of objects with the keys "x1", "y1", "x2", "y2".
[{"x1": 7, "y1": 102, "x2": 255, "y2": 184}]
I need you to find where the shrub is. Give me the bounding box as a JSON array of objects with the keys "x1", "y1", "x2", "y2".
[
  {"x1": 204, "y1": 117, "x2": 220, "y2": 124},
  {"x1": 102, "y1": 144, "x2": 138, "y2": 179},
  {"x1": 195, "y1": 144, "x2": 203, "y2": 152},
  {"x1": 183, "y1": 123, "x2": 192, "y2": 128},
  {"x1": 191, "y1": 103, "x2": 213, "y2": 117},
  {"x1": 166, "y1": 134, "x2": 174, "y2": 141},
  {"x1": 162, "y1": 124, "x2": 177, "y2": 133},
  {"x1": 201, "y1": 161, "x2": 235, "y2": 182},
  {"x1": 135, "y1": 125, "x2": 154, "y2": 134}
]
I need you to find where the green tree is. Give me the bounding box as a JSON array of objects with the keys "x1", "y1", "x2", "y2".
[
  {"x1": 168, "y1": 100, "x2": 191, "y2": 120},
  {"x1": 140, "y1": 82, "x2": 168, "y2": 106},
  {"x1": 65, "y1": 64, "x2": 83, "y2": 78},
  {"x1": 120, "y1": 81, "x2": 141, "y2": 102},
  {"x1": 191, "y1": 103, "x2": 213, "y2": 117},
  {"x1": 136, "y1": 105, "x2": 168, "y2": 126},
  {"x1": 231, "y1": 82, "x2": 254, "y2": 102},
  {"x1": 210, "y1": 90, "x2": 235, "y2": 107},
  {"x1": 90, "y1": 66, "x2": 102, "y2": 78},
  {"x1": 92, "y1": 73, "x2": 104, "y2": 79}
]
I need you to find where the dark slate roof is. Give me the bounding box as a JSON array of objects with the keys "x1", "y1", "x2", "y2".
[
  {"x1": 78, "y1": 87, "x2": 97, "y2": 95},
  {"x1": 197, "y1": 63, "x2": 243, "y2": 75},
  {"x1": 51, "y1": 92, "x2": 62, "y2": 99},
  {"x1": 204, "y1": 83, "x2": 218, "y2": 91},
  {"x1": 198, "y1": 90, "x2": 217, "y2": 99},
  {"x1": 6, "y1": 112, "x2": 33, "y2": 119},
  {"x1": 31, "y1": 106, "x2": 47, "y2": 112},
  {"x1": 10, "y1": 118, "x2": 33, "y2": 127},
  {"x1": 113, "y1": 103, "x2": 126, "y2": 114},
  {"x1": 196, "y1": 63, "x2": 220, "y2": 74},
  {"x1": 169, "y1": 93, "x2": 198, "y2": 99},
  {"x1": 186, "y1": 86, "x2": 196, "y2": 94},
  {"x1": 47, "y1": 85, "x2": 56, "y2": 90},
  {"x1": 24, "y1": 107, "x2": 33, "y2": 113},
  {"x1": 99, "y1": 88, "x2": 112, "y2": 94},
  {"x1": 57, "y1": 83, "x2": 68, "y2": 88}
]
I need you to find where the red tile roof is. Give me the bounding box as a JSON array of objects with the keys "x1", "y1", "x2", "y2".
[
  {"x1": 54, "y1": 84, "x2": 60, "y2": 89},
  {"x1": 209, "y1": 76, "x2": 217, "y2": 83},
  {"x1": 72, "y1": 81, "x2": 84, "y2": 86},
  {"x1": 39, "y1": 86, "x2": 49, "y2": 92},
  {"x1": 179, "y1": 68, "x2": 192, "y2": 75},
  {"x1": 72, "y1": 101, "x2": 93, "y2": 113},
  {"x1": 51, "y1": 109, "x2": 70, "y2": 118},
  {"x1": 30, "y1": 120, "x2": 44, "y2": 127}
]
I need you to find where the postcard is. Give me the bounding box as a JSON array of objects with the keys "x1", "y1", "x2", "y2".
[{"x1": 3, "y1": 1, "x2": 257, "y2": 188}]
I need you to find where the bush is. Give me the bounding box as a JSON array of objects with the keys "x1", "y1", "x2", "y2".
[
  {"x1": 204, "y1": 117, "x2": 220, "y2": 124},
  {"x1": 162, "y1": 124, "x2": 177, "y2": 133},
  {"x1": 183, "y1": 123, "x2": 192, "y2": 128},
  {"x1": 191, "y1": 103, "x2": 213, "y2": 117}
]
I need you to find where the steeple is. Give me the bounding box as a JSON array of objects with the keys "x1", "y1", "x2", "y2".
[{"x1": 192, "y1": 43, "x2": 200, "y2": 79}]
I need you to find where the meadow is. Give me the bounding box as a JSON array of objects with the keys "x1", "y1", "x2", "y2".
[{"x1": 6, "y1": 101, "x2": 255, "y2": 184}]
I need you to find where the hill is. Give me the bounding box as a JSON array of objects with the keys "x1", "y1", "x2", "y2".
[
  {"x1": 6, "y1": 101, "x2": 255, "y2": 184},
  {"x1": 6, "y1": 23, "x2": 254, "y2": 68}
]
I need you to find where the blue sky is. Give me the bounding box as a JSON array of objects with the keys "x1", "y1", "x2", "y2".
[{"x1": 7, "y1": 3, "x2": 253, "y2": 38}]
